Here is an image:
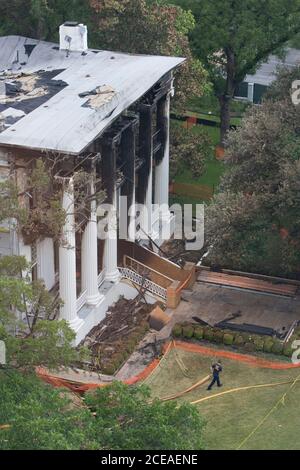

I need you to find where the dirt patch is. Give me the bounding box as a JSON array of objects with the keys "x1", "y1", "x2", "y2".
[
  {"x1": 80, "y1": 296, "x2": 161, "y2": 375},
  {"x1": 160, "y1": 238, "x2": 205, "y2": 264}
]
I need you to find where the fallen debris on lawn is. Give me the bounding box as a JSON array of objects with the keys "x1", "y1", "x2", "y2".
[{"x1": 80, "y1": 296, "x2": 162, "y2": 375}]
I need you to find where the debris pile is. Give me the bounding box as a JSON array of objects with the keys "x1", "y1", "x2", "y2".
[
  {"x1": 160, "y1": 238, "x2": 204, "y2": 264},
  {"x1": 80, "y1": 296, "x2": 156, "y2": 375},
  {"x1": 79, "y1": 84, "x2": 117, "y2": 109}
]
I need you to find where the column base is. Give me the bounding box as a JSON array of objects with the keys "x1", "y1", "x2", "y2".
[
  {"x1": 161, "y1": 210, "x2": 172, "y2": 222},
  {"x1": 86, "y1": 292, "x2": 104, "y2": 307},
  {"x1": 160, "y1": 210, "x2": 172, "y2": 242},
  {"x1": 105, "y1": 269, "x2": 121, "y2": 283},
  {"x1": 68, "y1": 315, "x2": 84, "y2": 333}
]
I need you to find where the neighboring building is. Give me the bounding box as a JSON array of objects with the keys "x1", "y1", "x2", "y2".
[
  {"x1": 235, "y1": 47, "x2": 300, "y2": 104},
  {"x1": 0, "y1": 24, "x2": 194, "y2": 344}
]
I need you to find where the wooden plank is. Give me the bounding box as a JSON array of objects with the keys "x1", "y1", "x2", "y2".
[{"x1": 197, "y1": 271, "x2": 298, "y2": 297}]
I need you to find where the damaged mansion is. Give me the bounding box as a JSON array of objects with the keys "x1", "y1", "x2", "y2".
[{"x1": 0, "y1": 23, "x2": 196, "y2": 344}]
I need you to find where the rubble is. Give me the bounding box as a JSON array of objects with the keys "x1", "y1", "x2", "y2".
[{"x1": 80, "y1": 296, "x2": 158, "y2": 374}]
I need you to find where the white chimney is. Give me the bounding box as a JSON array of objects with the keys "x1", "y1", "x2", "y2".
[{"x1": 59, "y1": 22, "x2": 88, "y2": 52}]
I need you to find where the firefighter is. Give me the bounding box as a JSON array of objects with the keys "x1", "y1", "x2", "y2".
[{"x1": 207, "y1": 360, "x2": 223, "y2": 390}]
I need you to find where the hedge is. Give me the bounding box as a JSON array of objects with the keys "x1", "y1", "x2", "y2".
[{"x1": 172, "y1": 322, "x2": 295, "y2": 358}]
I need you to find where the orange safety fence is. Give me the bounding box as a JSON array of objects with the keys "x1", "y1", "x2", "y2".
[
  {"x1": 36, "y1": 340, "x2": 300, "y2": 395},
  {"x1": 36, "y1": 357, "x2": 161, "y2": 395},
  {"x1": 173, "y1": 340, "x2": 300, "y2": 370}
]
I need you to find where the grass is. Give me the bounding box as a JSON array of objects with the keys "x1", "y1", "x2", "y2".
[
  {"x1": 148, "y1": 347, "x2": 300, "y2": 450},
  {"x1": 187, "y1": 93, "x2": 250, "y2": 119},
  {"x1": 175, "y1": 156, "x2": 225, "y2": 189},
  {"x1": 171, "y1": 124, "x2": 225, "y2": 208}
]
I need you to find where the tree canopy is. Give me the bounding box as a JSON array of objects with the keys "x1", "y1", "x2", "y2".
[
  {"x1": 0, "y1": 373, "x2": 205, "y2": 450},
  {"x1": 0, "y1": 0, "x2": 208, "y2": 110},
  {"x1": 205, "y1": 67, "x2": 300, "y2": 278},
  {"x1": 171, "y1": 0, "x2": 300, "y2": 143}
]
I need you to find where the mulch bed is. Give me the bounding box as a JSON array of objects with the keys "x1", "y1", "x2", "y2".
[{"x1": 80, "y1": 296, "x2": 158, "y2": 375}]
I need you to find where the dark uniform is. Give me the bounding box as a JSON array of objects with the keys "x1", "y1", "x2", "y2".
[{"x1": 207, "y1": 361, "x2": 223, "y2": 390}]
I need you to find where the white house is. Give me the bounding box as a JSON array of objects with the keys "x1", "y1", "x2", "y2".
[{"x1": 0, "y1": 24, "x2": 194, "y2": 344}]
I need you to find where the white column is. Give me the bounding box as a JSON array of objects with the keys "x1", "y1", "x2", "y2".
[
  {"x1": 104, "y1": 190, "x2": 120, "y2": 282},
  {"x1": 37, "y1": 237, "x2": 55, "y2": 290},
  {"x1": 155, "y1": 93, "x2": 171, "y2": 218},
  {"x1": 247, "y1": 82, "x2": 254, "y2": 103},
  {"x1": 139, "y1": 105, "x2": 153, "y2": 239},
  {"x1": 19, "y1": 237, "x2": 32, "y2": 281},
  {"x1": 59, "y1": 179, "x2": 83, "y2": 330},
  {"x1": 81, "y1": 182, "x2": 102, "y2": 305},
  {"x1": 145, "y1": 169, "x2": 153, "y2": 235},
  {"x1": 128, "y1": 184, "x2": 136, "y2": 242}
]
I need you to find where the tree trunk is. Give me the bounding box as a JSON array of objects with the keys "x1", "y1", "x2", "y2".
[
  {"x1": 218, "y1": 48, "x2": 236, "y2": 147},
  {"x1": 219, "y1": 95, "x2": 231, "y2": 147}
]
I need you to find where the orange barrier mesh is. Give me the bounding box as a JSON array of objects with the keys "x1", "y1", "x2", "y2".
[
  {"x1": 173, "y1": 340, "x2": 300, "y2": 370},
  {"x1": 36, "y1": 357, "x2": 161, "y2": 394},
  {"x1": 36, "y1": 340, "x2": 300, "y2": 394}
]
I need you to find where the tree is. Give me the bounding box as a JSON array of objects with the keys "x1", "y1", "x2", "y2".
[
  {"x1": 205, "y1": 67, "x2": 300, "y2": 278},
  {"x1": 0, "y1": 370, "x2": 97, "y2": 450},
  {"x1": 88, "y1": 0, "x2": 208, "y2": 111},
  {"x1": 0, "y1": 158, "x2": 102, "y2": 370},
  {"x1": 171, "y1": 0, "x2": 300, "y2": 144},
  {"x1": 85, "y1": 381, "x2": 205, "y2": 450},
  {"x1": 0, "y1": 254, "x2": 85, "y2": 370},
  {"x1": 0, "y1": 374, "x2": 205, "y2": 450},
  {"x1": 0, "y1": 1, "x2": 208, "y2": 111},
  {"x1": 170, "y1": 122, "x2": 211, "y2": 179},
  {"x1": 0, "y1": 1, "x2": 91, "y2": 39}
]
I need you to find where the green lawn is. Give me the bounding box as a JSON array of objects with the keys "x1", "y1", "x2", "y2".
[
  {"x1": 174, "y1": 156, "x2": 225, "y2": 189},
  {"x1": 187, "y1": 93, "x2": 250, "y2": 119},
  {"x1": 171, "y1": 124, "x2": 225, "y2": 207},
  {"x1": 148, "y1": 347, "x2": 300, "y2": 450}
]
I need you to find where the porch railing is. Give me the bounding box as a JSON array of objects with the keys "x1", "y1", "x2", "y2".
[{"x1": 119, "y1": 266, "x2": 167, "y2": 301}]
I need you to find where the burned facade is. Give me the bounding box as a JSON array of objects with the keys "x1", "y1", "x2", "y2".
[{"x1": 0, "y1": 24, "x2": 195, "y2": 344}]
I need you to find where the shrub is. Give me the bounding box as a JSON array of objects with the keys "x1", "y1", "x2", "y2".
[
  {"x1": 172, "y1": 324, "x2": 183, "y2": 338},
  {"x1": 212, "y1": 330, "x2": 224, "y2": 344},
  {"x1": 233, "y1": 335, "x2": 245, "y2": 347},
  {"x1": 126, "y1": 340, "x2": 136, "y2": 354},
  {"x1": 171, "y1": 322, "x2": 289, "y2": 358},
  {"x1": 223, "y1": 333, "x2": 234, "y2": 346},
  {"x1": 253, "y1": 338, "x2": 264, "y2": 351},
  {"x1": 102, "y1": 365, "x2": 116, "y2": 375},
  {"x1": 263, "y1": 339, "x2": 274, "y2": 353},
  {"x1": 194, "y1": 327, "x2": 204, "y2": 340},
  {"x1": 182, "y1": 325, "x2": 194, "y2": 339},
  {"x1": 242, "y1": 333, "x2": 252, "y2": 343},
  {"x1": 293, "y1": 327, "x2": 300, "y2": 339},
  {"x1": 272, "y1": 341, "x2": 284, "y2": 355},
  {"x1": 244, "y1": 342, "x2": 256, "y2": 352},
  {"x1": 283, "y1": 343, "x2": 293, "y2": 357},
  {"x1": 203, "y1": 327, "x2": 213, "y2": 341}
]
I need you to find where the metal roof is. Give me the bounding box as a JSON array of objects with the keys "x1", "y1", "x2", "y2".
[
  {"x1": 245, "y1": 48, "x2": 300, "y2": 86},
  {"x1": 0, "y1": 35, "x2": 184, "y2": 155}
]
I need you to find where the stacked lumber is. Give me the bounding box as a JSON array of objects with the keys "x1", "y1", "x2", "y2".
[{"x1": 197, "y1": 271, "x2": 298, "y2": 297}]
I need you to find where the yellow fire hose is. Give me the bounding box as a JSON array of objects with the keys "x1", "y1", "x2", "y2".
[
  {"x1": 142, "y1": 340, "x2": 173, "y2": 385},
  {"x1": 190, "y1": 379, "x2": 295, "y2": 405},
  {"x1": 236, "y1": 372, "x2": 300, "y2": 450},
  {"x1": 0, "y1": 425, "x2": 11, "y2": 430},
  {"x1": 160, "y1": 375, "x2": 210, "y2": 402},
  {"x1": 173, "y1": 348, "x2": 190, "y2": 377}
]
